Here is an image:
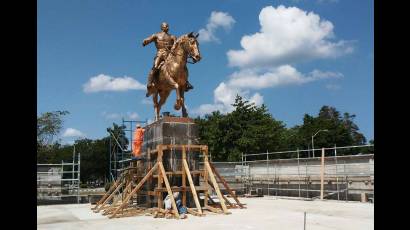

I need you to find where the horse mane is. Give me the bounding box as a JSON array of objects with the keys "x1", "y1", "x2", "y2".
[{"x1": 170, "y1": 34, "x2": 188, "y2": 53}]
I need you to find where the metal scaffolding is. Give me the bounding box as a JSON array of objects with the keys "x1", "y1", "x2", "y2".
[
  {"x1": 212, "y1": 144, "x2": 374, "y2": 202},
  {"x1": 37, "y1": 147, "x2": 81, "y2": 203},
  {"x1": 108, "y1": 118, "x2": 147, "y2": 182}
]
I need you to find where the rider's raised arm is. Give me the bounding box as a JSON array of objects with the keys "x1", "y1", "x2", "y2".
[{"x1": 142, "y1": 34, "x2": 156, "y2": 46}]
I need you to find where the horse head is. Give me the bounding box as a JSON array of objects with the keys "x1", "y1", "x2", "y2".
[{"x1": 185, "y1": 32, "x2": 201, "y2": 63}]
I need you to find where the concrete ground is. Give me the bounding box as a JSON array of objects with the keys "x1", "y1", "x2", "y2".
[{"x1": 37, "y1": 197, "x2": 373, "y2": 230}]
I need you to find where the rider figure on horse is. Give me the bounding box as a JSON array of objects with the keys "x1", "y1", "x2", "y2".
[{"x1": 142, "y1": 22, "x2": 194, "y2": 97}]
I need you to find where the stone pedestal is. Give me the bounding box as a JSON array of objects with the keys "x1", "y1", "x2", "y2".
[
  {"x1": 140, "y1": 117, "x2": 201, "y2": 208},
  {"x1": 142, "y1": 116, "x2": 199, "y2": 152}
]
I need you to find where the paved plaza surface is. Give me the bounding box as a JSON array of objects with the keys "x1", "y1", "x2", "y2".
[{"x1": 37, "y1": 197, "x2": 374, "y2": 230}]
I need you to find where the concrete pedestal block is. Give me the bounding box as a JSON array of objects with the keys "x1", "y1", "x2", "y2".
[{"x1": 140, "y1": 117, "x2": 201, "y2": 208}]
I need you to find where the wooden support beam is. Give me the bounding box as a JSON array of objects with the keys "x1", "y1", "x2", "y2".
[
  {"x1": 209, "y1": 162, "x2": 245, "y2": 208},
  {"x1": 187, "y1": 208, "x2": 204, "y2": 216},
  {"x1": 122, "y1": 181, "x2": 134, "y2": 204},
  {"x1": 182, "y1": 159, "x2": 203, "y2": 215},
  {"x1": 207, "y1": 181, "x2": 232, "y2": 207},
  {"x1": 92, "y1": 176, "x2": 121, "y2": 210},
  {"x1": 205, "y1": 161, "x2": 230, "y2": 214},
  {"x1": 161, "y1": 144, "x2": 206, "y2": 150},
  {"x1": 95, "y1": 180, "x2": 125, "y2": 213},
  {"x1": 152, "y1": 170, "x2": 203, "y2": 177},
  {"x1": 110, "y1": 162, "x2": 158, "y2": 218},
  {"x1": 158, "y1": 162, "x2": 180, "y2": 219},
  {"x1": 182, "y1": 146, "x2": 187, "y2": 207},
  {"x1": 203, "y1": 147, "x2": 209, "y2": 208},
  {"x1": 157, "y1": 145, "x2": 163, "y2": 209},
  {"x1": 153, "y1": 186, "x2": 208, "y2": 192},
  {"x1": 205, "y1": 205, "x2": 222, "y2": 214}
]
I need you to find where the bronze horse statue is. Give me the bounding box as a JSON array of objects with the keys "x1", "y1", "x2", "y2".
[{"x1": 147, "y1": 32, "x2": 201, "y2": 120}]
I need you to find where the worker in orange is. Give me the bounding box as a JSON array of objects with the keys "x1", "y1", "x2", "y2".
[{"x1": 132, "y1": 123, "x2": 145, "y2": 159}]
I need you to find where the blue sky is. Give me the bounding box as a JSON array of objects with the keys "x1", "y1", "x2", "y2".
[{"x1": 37, "y1": 0, "x2": 373, "y2": 144}]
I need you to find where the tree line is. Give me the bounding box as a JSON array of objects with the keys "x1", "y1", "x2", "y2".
[
  {"x1": 37, "y1": 95, "x2": 373, "y2": 184},
  {"x1": 195, "y1": 95, "x2": 373, "y2": 161}
]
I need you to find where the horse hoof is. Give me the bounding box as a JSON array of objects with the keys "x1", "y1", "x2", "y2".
[{"x1": 174, "y1": 103, "x2": 181, "y2": 110}]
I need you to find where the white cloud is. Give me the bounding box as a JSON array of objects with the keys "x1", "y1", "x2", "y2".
[
  {"x1": 192, "y1": 65, "x2": 342, "y2": 116},
  {"x1": 192, "y1": 103, "x2": 229, "y2": 116},
  {"x1": 193, "y1": 5, "x2": 348, "y2": 116},
  {"x1": 198, "y1": 11, "x2": 236, "y2": 43},
  {"x1": 227, "y1": 5, "x2": 353, "y2": 69},
  {"x1": 83, "y1": 74, "x2": 145, "y2": 93},
  {"x1": 62, "y1": 128, "x2": 86, "y2": 138}
]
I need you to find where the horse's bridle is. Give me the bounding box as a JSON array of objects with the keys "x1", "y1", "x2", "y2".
[{"x1": 171, "y1": 37, "x2": 198, "y2": 64}]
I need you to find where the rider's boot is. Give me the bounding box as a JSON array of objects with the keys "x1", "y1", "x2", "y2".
[{"x1": 185, "y1": 80, "x2": 194, "y2": 92}]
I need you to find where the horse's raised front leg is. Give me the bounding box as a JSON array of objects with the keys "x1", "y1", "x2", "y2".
[
  {"x1": 164, "y1": 73, "x2": 182, "y2": 110},
  {"x1": 158, "y1": 90, "x2": 171, "y2": 119},
  {"x1": 180, "y1": 90, "x2": 188, "y2": 117},
  {"x1": 153, "y1": 93, "x2": 160, "y2": 121}
]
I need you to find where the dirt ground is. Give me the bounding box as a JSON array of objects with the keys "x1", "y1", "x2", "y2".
[{"x1": 37, "y1": 197, "x2": 373, "y2": 230}]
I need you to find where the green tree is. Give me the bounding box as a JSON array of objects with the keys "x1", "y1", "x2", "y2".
[
  {"x1": 37, "y1": 110, "x2": 69, "y2": 148},
  {"x1": 289, "y1": 106, "x2": 367, "y2": 156},
  {"x1": 37, "y1": 111, "x2": 70, "y2": 163},
  {"x1": 107, "y1": 123, "x2": 129, "y2": 151},
  {"x1": 74, "y1": 138, "x2": 110, "y2": 183},
  {"x1": 197, "y1": 95, "x2": 286, "y2": 161}
]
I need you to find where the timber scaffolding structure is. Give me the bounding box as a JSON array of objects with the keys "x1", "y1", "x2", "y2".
[{"x1": 92, "y1": 144, "x2": 245, "y2": 219}]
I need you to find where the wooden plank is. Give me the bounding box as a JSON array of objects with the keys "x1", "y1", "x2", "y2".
[
  {"x1": 187, "y1": 208, "x2": 204, "y2": 216},
  {"x1": 209, "y1": 162, "x2": 245, "y2": 208},
  {"x1": 207, "y1": 181, "x2": 233, "y2": 206},
  {"x1": 203, "y1": 147, "x2": 209, "y2": 207},
  {"x1": 147, "y1": 148, "x2": 152, "y2": 207},
  {"x1": 205, "y1": 161, "x2": 230, "y2": 214},
  {"x1": 157, "y1": 145, "x2": 163, "y2": 209},
  {"x1": 182, "y1": 146, "x2": 187, "y2": 207},
  {"x1": 158, "y1": 162, "x2": 180, "y2": 219},
  {"x1": 205, "y1": 205, "x2": 222, "y2": 214},
  {"x1": 153, "y1": 186, "x2": 208, "y2": 192},
  {"x1": 152, "y1": 171, "x2": 203, "y2": 177},
  {"x1": 110, "y1": 162, "x2": 158, "y2": 218},
  {"x1": 183, "y1": 159, "x2": 203, "y2": 215},
  {"x1": 95, "y1": 180, "x2": 125, "y2": 212},
  {"x1": 161, "y1": 144, "x2": 206, "y2": 150},
  {"x1": 92, "y1": 176, "x2": 121, "y2": 210}
]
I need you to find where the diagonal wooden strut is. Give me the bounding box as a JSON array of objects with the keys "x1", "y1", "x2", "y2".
[
  {"x1": 110, "y1": 162, "x2": 159, "y2": 218},
  {"x1": 158, "y1": 161, "x2": 180, "y2": 219},
  {"x1": 103, "y1": 181, "x2": 133, "y2": 215},
  {"x1": 204, "y1": 161, "x2": 230, "y2": 214},
  {"x1": 209, "y1": 162, "x2": 245, "y2": 208},
  {"x1": 182, "y1": 159, "x2": 203, "y2": 215},
  {"x1": 92, "y1": 176, "x2": 122, "y2": 210},
  {"x1": 95, "y1": 180, "x2": 125, "y2": 213},
  {"x1": 206, "y1": 181, "x2": 233, "y2": 207}
]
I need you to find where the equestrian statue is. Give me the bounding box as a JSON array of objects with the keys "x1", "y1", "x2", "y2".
[{"x1": 142, "y1": 22, "x2": 201, "y2": 120}]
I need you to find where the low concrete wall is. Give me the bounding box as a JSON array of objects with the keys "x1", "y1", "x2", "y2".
[{"x1": 211, "y1": 154, "x2": 374, "y2": 201}]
